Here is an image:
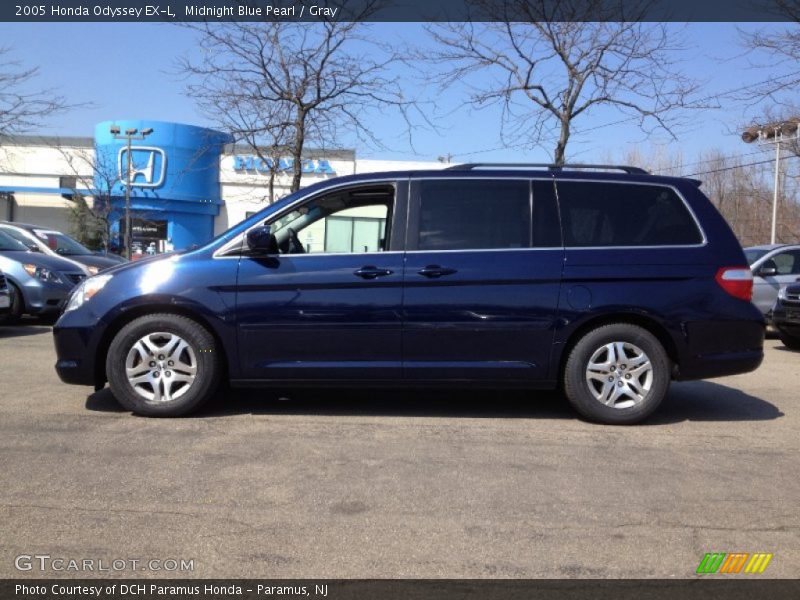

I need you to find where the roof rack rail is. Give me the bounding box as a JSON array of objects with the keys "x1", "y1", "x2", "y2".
[{"x1": 445, "y1": 163, "x2": 649, "y2": 175}]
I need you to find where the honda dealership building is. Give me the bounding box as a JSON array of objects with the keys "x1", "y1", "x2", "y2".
[{"x1": 0, "y1": 120, "x2": 442, "y2": 254}]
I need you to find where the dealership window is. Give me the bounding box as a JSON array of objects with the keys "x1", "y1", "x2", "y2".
[
  {"x1": 268, "y1": 184, "x2": 393, "y2": 254},
  {"x1": 416, "y1": 179, "x2": 531, "y2": 251},
  {"x1": 556, "y1": 181, "x2": 703, "y2": 247}
]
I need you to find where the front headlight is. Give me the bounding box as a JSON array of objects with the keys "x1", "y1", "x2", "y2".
[
  {"x1": 778, "y1": 286, "x2": 787, "y2": 301},
  {"x1": 64, "y1": 274, "x2": 113, "y2": 313},
  {"x1": 23, "y1": 263, "x2": 61, "y2": 283}
]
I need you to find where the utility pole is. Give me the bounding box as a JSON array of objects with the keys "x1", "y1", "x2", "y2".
[
  {"x1": 742, "y1": 119, "x2": 799, "y2": 245},
  {"x1": 772, "y1": 134, "x2": 780, "y2": 245},
  {"x1": 109, "y1": 125, "x2": 154, "y2": 259}
]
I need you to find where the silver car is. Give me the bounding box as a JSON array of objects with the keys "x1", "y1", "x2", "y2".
[
  {"x1": 745, "y1": 244, "x2": 800, "y2": 318},
  {"x1": 0, "y1": 229, "x2": 89, "y2": 323}
]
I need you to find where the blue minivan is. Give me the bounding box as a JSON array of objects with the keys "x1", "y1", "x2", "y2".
[{"x1": 53, "y1": 165, "x2": 765, "y2": 424}]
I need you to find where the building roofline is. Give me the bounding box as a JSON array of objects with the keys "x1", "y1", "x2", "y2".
[
  {"x1": 0, "y1": 135, "x2": 357, "y2": 160},
  {"x1": 0, "y1": 134, "x2": 94, "y2": 148}
]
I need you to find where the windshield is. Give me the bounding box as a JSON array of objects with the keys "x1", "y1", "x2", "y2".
[
  {"x1": 34, "y1": 230, "x2": 93, "y2": 255},
  {"x1": 0, "y1": 229, "x2": 31, "y2": 251},
  {"x1": 0, "y1": 226, "x2": 40, "y2": 250},
  {"x1": 744, "y1": 248, "x2": 770, "y2": 266}
]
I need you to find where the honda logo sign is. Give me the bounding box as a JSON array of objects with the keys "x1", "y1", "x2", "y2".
[{"x1": 118, "y1": 146, "x2": 166, "y2": 188}]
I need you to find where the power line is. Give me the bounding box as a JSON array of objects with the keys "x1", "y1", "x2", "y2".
[
  {"x1": 683, "y1": 153, "x2": 797, "y2": 178},
  {"x1": 652, "y1": 148, "x2": 769, "y2": 174}
]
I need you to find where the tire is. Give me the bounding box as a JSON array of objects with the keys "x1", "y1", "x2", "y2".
[
  {"x1": 105, "y1": 313, "x2": 221, "y2": 416},
  {"x1": 0, "y1": 283, "x2": 24, "y2": 325},
  {"x1": 777, "y1": 330, "x2": 800, "y2": 350},
  {"x1": 563, "y1": 323, "x2": 671, "y2": 425}
]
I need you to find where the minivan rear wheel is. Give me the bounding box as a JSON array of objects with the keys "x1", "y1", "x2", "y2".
[
  {"x1": 106, "y1": 313, "x2": 221, "y2": 416},
  {"x1": 563, "y1": 323, "x2": 670, "y2": 425}
]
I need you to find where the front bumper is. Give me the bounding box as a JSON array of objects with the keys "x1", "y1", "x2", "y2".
[
  {"x1": 53, "y1": 310, "x2": 107, "y2": 387},
  {"x1": 773, "y1": 303, "x2": 800, "y2": 333},
  {"x1": 20, "y1": 278, "x2": 73, "y2": 315}
]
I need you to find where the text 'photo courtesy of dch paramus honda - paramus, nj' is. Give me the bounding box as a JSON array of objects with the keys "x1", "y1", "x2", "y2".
[{"x1": 52, "y1": 164, "x2": 766, "y2": 425}]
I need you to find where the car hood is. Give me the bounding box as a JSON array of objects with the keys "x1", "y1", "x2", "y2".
[
  {"x1": 0, "y1": 250, "x2": 89, "y2": 272},
  {"x1": 96, "y1": 251, "x2": 181, "y2": 277},
  {"x1": 64, "y1": 254, "x2": 125, "y2": 271}
]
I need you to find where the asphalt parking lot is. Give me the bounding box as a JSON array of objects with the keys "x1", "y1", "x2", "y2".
[{"x1": 0, "y1": 321, "x2": 798, "y2": 579}]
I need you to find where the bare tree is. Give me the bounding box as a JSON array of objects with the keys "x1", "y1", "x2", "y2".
[
  {"x1": 424, "y1": 0, "x2": 702, "y2": 164},
  {"x1": 178, "y1": 11, "x2": 422, "y2": 195},
  {"x1": 0, "y1": 47, "x2": 72, "y2": 137},
  {"x1": 59, "y1": 146, "x2": 120, "y2": 253},
  {"x1": 738, "y1": 3, "x2": 800, "y2": 108}
]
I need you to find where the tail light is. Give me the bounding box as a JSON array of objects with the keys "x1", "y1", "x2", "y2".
[{"x1": 715, "y1": 267, "x2": 754, "y2": 301}]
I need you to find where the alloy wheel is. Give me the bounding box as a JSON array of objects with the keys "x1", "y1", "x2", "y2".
[
  {"x1": 584, "y1": 341, "x2": 653, "y2": 409},
  {"x1": 124, "y1": 332, "x2": 198, "y2": 403}
]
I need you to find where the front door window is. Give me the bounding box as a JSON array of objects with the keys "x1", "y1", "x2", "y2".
[{"x1": 267, "y1": 185, "x2": 393, "y2": 255}]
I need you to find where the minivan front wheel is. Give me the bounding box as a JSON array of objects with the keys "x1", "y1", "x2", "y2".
[
  {"x1": 106, "y1": 314, "x2": 221, "y2": 416},
  {"x1": 564, "y1": 324, "x2": 670, "y2": 424}
]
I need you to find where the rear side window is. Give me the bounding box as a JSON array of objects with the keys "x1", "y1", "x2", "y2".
[
  {"x1": 556, "y1": 181, "x2": 703, "y2": 247},
  {"x1": 417, "y1": 179, "x2": 531, "y2": 251}
]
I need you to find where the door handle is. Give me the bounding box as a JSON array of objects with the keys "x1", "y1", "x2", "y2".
[
  {"x1": 418, "y1": 265, "x2": 458, "y2": 278},
  {"x1": 354, "y1": 266, "x2": 394, "y2": 279}
]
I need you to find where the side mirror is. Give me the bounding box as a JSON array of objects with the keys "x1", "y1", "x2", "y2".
[
  {"x1": 246, "y1": 225, "x2": 279, "y2": 255},
  {"x1": 28, "y1": 244, "x2": 41, "y2": 252},
  {"x1": 758, "y1": 265, "x2": 778, "y2": 277}
]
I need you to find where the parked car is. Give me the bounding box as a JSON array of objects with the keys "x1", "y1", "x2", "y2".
[
  {"x1": 0, "y1": 268, "x2": 10, "y2": 318},
  {"x1": 745, "y1": 244, "x2": 800, "y2": 319},
  {"x1": 53, "y1": 164, "x2": 765, "y2": 424},
  {"x1": 0, "y1": 221, "x2": 126, "y2": 274},
  {"x1": 772, "y1": 283, "x2": 800, "y2": 349},
  {"x1": 0, "y1": 229, "x2": 89, "y2": 323}
]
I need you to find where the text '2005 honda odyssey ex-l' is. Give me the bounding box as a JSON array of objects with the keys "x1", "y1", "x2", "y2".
[{"x1": 53, "y1": 164, "x2": 765, "y2": 424}]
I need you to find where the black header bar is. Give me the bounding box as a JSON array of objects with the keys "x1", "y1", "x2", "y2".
[{"x1": 2, "y1": 0, "x2": 799, "y2": 22}]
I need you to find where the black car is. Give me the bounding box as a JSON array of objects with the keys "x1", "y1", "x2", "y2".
[
  {"x1": 0, "y1": 222, "x2": 126, "y2": 274},
  {"x1": 773, "y1": 284, "x2": 800, "y2": 350},
  {"x1": 54, "y1": 164, "x2": 765, "y2": 424},
  {"x1": 0, "y1": 268, "x2": 10, "y2": 318}
]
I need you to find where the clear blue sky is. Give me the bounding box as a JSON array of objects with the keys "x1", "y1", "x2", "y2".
[{"x1": 0, "y1": 22, "x2": 791, "y2": 168}]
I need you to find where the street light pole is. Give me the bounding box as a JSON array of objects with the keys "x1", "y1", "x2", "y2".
[
  {"x1": 125, "y1": 134, "x2": 133, "y2": 260},
  {"x1": 771, "y1": 133, "x2": 780, "y2": 245},
  {"x1": 109, "y1": 125, "x2": 154, "y2": 260}
]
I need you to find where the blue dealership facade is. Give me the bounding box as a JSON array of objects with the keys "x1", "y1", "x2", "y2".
[{"x1": 95, "y1": 120, "x2": 233, "y2": 252}]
